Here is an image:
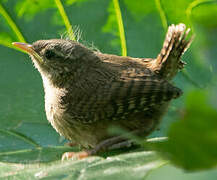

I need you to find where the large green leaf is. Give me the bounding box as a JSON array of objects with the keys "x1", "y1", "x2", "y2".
[
  {"x1": 155, "y1": 91, "x2": 217, "y2": 170},
  {"x1": 0, "y1": 151, "x2": 164, "y2": 179}
]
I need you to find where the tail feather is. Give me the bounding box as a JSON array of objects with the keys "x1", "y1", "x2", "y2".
[{"x1": 153, "y1": 23, "x2": 193, "y2": 80}]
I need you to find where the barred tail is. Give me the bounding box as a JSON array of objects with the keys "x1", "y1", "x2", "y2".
[{"x1": 154, "y1": 23, "x2": 194, "y2": 80}]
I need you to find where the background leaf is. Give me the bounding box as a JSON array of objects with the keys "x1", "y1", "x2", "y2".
[
  {"x1": 15, "y1": 0, "x2": 55, "y2": 20},
  {"x1": 154, "y1": 91, "x2": 217, "y2": 170}
]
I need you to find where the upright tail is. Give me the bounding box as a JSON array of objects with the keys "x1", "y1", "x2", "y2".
[{"x1": 151, "y1": 23, "x2": 194, "y2": 80}]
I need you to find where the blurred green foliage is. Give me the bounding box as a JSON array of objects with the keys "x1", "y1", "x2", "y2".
[
  {"x1": 155, "y1": 91, "x2": 217, "y2": 170},
  {"x1": 0, "y1": 0, "x2": 217, "y2": 179}
]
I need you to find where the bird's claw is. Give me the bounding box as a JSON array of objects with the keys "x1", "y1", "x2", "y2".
[{"x1": 61, "y1": 151, "x2": 90, "y2": 161}]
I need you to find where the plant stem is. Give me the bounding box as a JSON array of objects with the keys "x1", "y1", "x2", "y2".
[
  {"x1": 155, "y1": 0, "x2": 167, "y2": 31},
  {"x1": 0, "y1": 3, "x2": 26, "y2": 42},
  {"x1": 55, "y1": 0, "x2": 75, "y2": 40},
  {"x1": 113, "y1": 0, "x2": 127, "y2": 56}
]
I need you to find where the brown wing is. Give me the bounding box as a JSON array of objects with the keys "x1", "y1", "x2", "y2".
[{"x1": 72, "y1": 76, "x2": 182, "y2": 123}]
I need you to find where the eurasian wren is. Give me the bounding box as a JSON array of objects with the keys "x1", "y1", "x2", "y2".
[{"x1": 13, "y1": 24, "x2": 193, "y2": 160}]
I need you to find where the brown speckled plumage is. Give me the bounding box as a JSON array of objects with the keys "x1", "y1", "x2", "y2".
[{"x1": 13, "y1": 24, "x2": 193, "y2": 156}]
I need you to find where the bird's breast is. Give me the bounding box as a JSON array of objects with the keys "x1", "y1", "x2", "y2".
[{"x1": 42, "y1": 76, "x2": 70, "y2": 135}]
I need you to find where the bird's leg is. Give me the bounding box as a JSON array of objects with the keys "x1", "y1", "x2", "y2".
[
  {"x1": 61, "y1": 136, "x2": 127, "y2": 161},
  {"x1": 108, "y1": 140, "x2": 134, "y2": 150},
  {"x1": 61, "y1": 128, "x2": 151, "y2": 161},
  {"x1": 89, "y1": 136, "x2": 129, "y2": 155}
]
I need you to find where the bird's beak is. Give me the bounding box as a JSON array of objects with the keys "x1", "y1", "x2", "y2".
[{"x1": 12, "y1": 42, "x2": 43, "y2": 63}]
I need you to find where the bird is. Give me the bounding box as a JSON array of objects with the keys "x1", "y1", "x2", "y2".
[{"x1": 12, "y1": 23, "x2": 193, "y2": 160}]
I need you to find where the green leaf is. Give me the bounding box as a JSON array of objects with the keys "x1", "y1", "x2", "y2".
[
  {"x1": 0, "y1": 32, "x2": 14, "y2": 47},
  {"x1": 15, "y1": 0, "x2": 55, "y2": 20},
  {"x1": 0, "y1": 151, "x2": 164, "y2": 179},
  {"x1": 123, "y1": 0, "x2": 156, "y2": 20},
  {"x1": 146, "y1": 164, "x2": 217, "y2": 180},
  {"x1": 65, "y1": 0, "x2": 90, "y2": 6},
  {"x1": 191, "y1": 2, "x2": 217, "y2": 28},
  {"x1": 161, "y1": 0, "x2": 193, "y2": 25},
  {"x1": 155, "y1": 91, "x2": 217, "y2": 170}
]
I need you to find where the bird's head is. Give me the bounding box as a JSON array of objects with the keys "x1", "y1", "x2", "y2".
[{"x1": 13, "y1": 39, "x2": 99, "y2": 87}]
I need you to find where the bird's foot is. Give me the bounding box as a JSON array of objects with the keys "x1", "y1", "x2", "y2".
[{"x1": 61, "y1": 151, "x2": 90, "y2": 161}]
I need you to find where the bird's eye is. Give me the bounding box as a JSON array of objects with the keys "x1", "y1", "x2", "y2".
[{"x1": 44, "y1": 49, "x2": 56, "y2": 59}]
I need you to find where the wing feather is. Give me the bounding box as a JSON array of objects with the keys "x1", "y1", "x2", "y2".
[{"x1": 74, "y1": 76, "x2": 182, "y2": 123}]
